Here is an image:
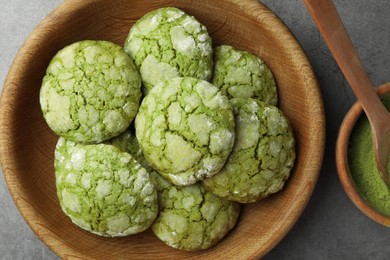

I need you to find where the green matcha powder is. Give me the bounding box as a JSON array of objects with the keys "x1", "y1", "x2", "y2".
[{"x1": 348, "y1": 93, "x2": 390, "y2": 216}]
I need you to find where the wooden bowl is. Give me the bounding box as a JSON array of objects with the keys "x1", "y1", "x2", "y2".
[
  {"x1": 336, "y1": 82, "x2": 390, "y2": 227},
  {"x1": 0, "y1": 0, "x2": 325, "y2": 258}
]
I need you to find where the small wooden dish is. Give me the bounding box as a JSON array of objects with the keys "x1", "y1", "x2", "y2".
[
  {"x1": 0, "y1": 0, "x2": 325, "y2": 258},
  {"x1": 336, "y1": 82, "x2": 390, "y2": 227}
]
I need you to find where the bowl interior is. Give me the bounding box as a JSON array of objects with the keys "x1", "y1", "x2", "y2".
[
  {"x1": 0, "y1": 0, "x2": 325, "y2": 258},
  {"x1": 336, "y1": 82, "x2": 390, "y2": 227}
]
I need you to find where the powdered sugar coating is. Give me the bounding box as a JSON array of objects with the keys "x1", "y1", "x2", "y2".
[
  {"x1": 211, "y1": 45, "x2": 277, "y2": 105},
  {"x1": 135, "y1": 77, "x2": 235, "y2": 186},
  {"x1": 40, "y1": 40, "x2": 141, "y2": 143},
  {"x1": 54, "y1": 137, "x2": 158, "y2": 237},
  {"x1": 124, "y1": 7, "x2": 213, "y2": 94},
  {"x1": 202, "y1": 98, "x2": 295, "y2": 203}
]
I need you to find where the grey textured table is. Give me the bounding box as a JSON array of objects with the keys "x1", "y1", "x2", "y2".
[{"x1": 1, "y1": 0, "x2": 390, "y2": 259}]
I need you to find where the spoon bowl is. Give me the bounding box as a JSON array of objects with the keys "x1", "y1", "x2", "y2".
[{"x1": 336, "y1": 83, "x2": 390, "y2": 227}]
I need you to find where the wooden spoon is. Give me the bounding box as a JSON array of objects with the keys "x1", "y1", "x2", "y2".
[{"x1": 304, "y1": 0, "x2": 390, "y2": 185}]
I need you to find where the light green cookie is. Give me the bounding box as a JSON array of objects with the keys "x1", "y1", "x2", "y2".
[
  {"x1": 54, "y1": 137, "x2": 158, "y2": 237},
  {"x1": 135, "y1": 77, "x2": 235, "y2": 186},
  {"x1": 202, "y1": 98, "x2": 295, "y2": 203},
  {"x1": 212, "y1": 45, "x2": 277, "y2": 105},
  {"x1": 151, "y1": 173, "x2": 241, "y2": 251},
  {"x1": 124, "y1": 7, "x2": 213, "y2": 94},
  {"x1": 40, "y1": 40, "x2": 142, "y2": 143}
]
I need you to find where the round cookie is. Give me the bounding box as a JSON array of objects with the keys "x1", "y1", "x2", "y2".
[
  {"x1": 124, "y1": 7, "x2": 213, "y2": 94},
  {"x1": 211, "y1": 45, "x2": 277, "y2": 105},
  {"x1": 151, "y1": 172, "x2": 241, "y2": 251},
  {"x1": 54, "y1": 137, "x2": 158, "y2": 237},
  {"x1": 135, "y1": 77, "x2": 235, "y2": 186},
  {"x1": 202, "y1": 98, "x2": 295, "y2": 203},
  {"x1": 40, "y1": 40, "x2": 142, "y2": 143}
]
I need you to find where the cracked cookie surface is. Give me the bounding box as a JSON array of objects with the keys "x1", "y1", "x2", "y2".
[
  {"x1": 124, "y1": 7, "x2": 213, "y2": 94},
  {"x1": 151, "y1": 173, "x2": 240, "y2": 251},
  {"x1": 135, "y1": 77, "x2": 235, "y2": 186},
  {"x1": 108, "y1": 126, "x2": 154, "y2": 173},
  {"x1": 54, "y1": 137, "x2": 158, "y2": 237},
  {"x1": 202, "y1": 98, "x2": 295, "y2": 203},
  {"x1": 40, "y1": 40, "x2": 142, "y2": 143},
  {"x1": 212, "y1": 45, "x2": 277, "y2": 105}
]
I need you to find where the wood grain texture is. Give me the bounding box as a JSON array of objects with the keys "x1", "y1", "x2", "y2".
[
  {"x1": 336, "y1": 82, "x2": 390, "y2": 227},
  {"x1": 0, "y1": 0, "x2": 325, "y2": 259}
]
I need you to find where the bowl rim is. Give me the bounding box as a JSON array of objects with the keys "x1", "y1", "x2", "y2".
[
  {"x1": 336, "y1": 82, "x2": 390, "y2": 227},
  {"x1": 0, "y1": 0, "x2": 326, "y2": 258}
]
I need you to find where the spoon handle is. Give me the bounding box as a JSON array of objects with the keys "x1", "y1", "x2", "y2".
[{"x1": 303, "y1": 0, "x2": 388, "y2": 124}]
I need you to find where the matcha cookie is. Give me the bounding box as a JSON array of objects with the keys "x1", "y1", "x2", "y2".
[
  {"x1": 135, "y1": 77, "x2": 235, "y2": 186},
  {"x1": 124, "y1": 7, "x2": 213, "y2": 94},
  {"x1": 212, "y1": 45, "x2": 277, "y2": 105},
  {"x1": 40, "y1": 40, "x2": 142, "y2": 143},
  {"x1": 202, "y1": 98, "x2": 295, "y2": 203},
  {"x1": 151, "y1": 173, "x2": 241, "y2": 251},
  {"x1": 54, "y1": 137, "x2": 158, "y2": 237}
]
